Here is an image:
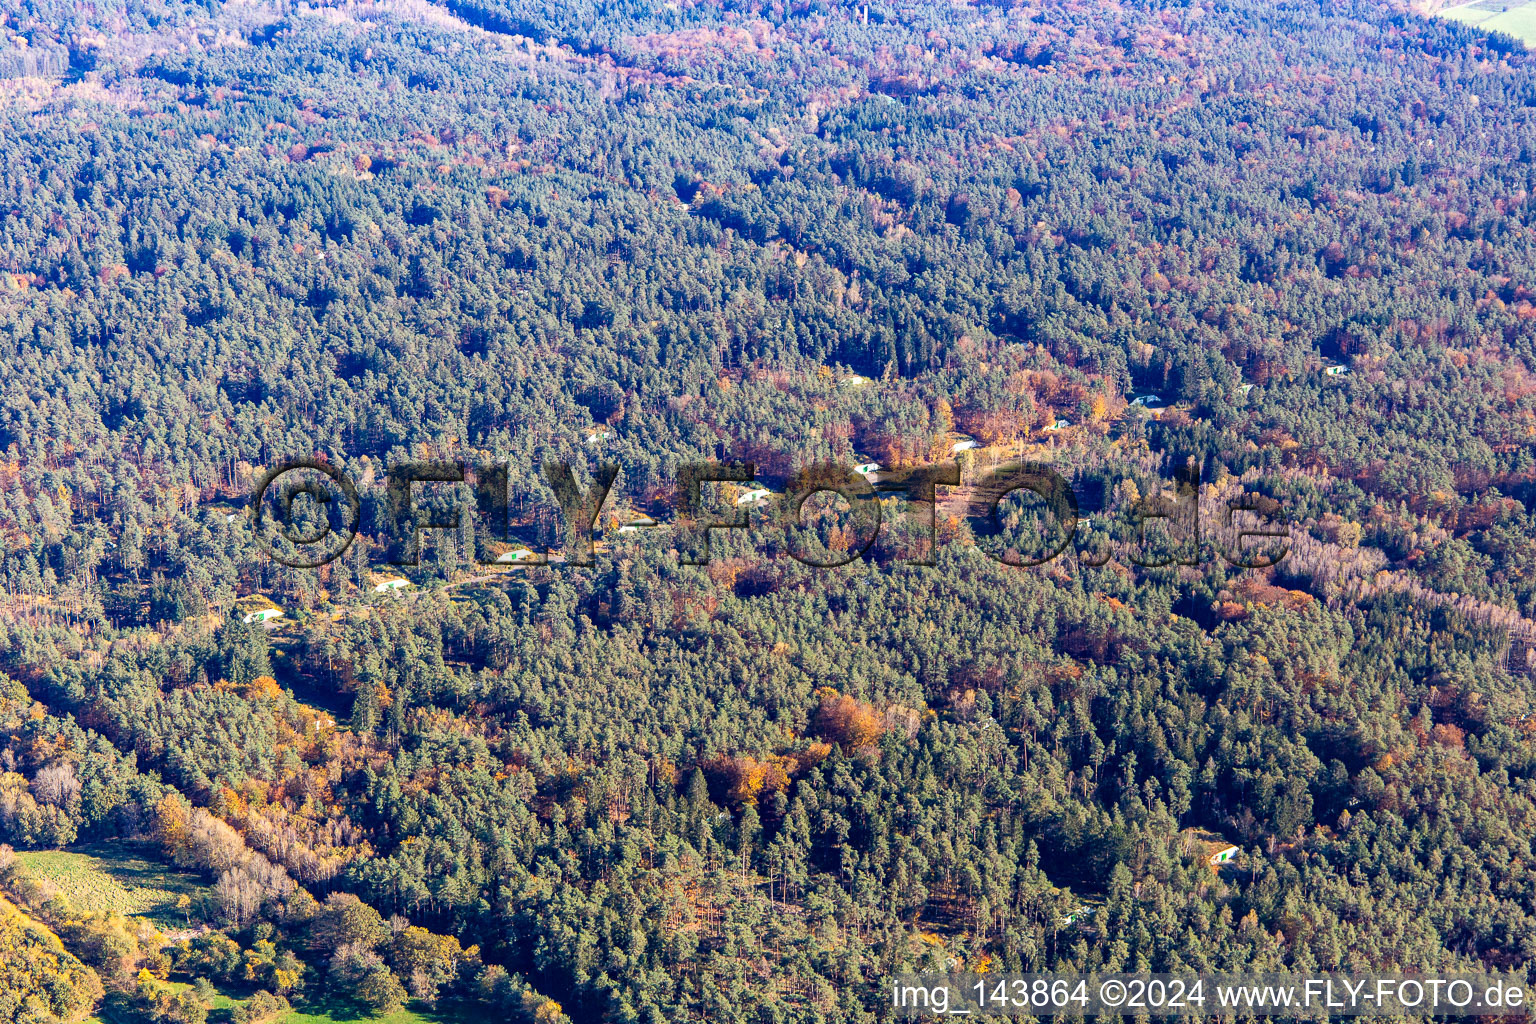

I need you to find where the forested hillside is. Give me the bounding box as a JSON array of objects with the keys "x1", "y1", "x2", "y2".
[{"x1": 2, "y1": 0, "x2": 1536, "y2": 1018}]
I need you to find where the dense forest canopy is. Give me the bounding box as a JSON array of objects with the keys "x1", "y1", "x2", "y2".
[{"x1": 1, "y1": 0, "x2": 1536, "y2": 1019}]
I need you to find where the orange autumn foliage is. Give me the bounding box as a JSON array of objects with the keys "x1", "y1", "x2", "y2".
[
  {"x1": 705, "y1": 754, "x2": 795, "y2": 807},
  {"x1": 812, "y1": 689, "x2": 884, "y2": 750},
  {"x1": 242, "y1": 676, "x2": 284, "y2": 700}
]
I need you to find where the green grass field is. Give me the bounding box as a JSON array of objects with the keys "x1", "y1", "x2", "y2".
[
  {"x1": 91, "y1": 989, "x2": 480, "y2": 1024},
  {"x1": 23, "y1": 851, "x2": 480, "y2": 1024},
  {"x1": 1440, "y1": 0, "x2": 1536, "y2": 44},
  {"x1": 86, "y1": 985, "x2": 235, "y2": 1024},
  {"x1": 14, "y1": 842, "x2": 212, "y2": 929},
  {"x1": 278, "y1": 1002, "x2": 483, "y2": 1024}
]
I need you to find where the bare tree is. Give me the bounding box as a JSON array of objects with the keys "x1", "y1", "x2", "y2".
[
  {"x1": 32, "y1": 762, "x2": 81, "y2": 809},
  {"x1": 215, "y1": 867, "x2": 265, "y2": 927}
]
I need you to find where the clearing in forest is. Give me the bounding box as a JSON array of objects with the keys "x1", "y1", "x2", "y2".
[
  {"x1": 1438, "y1": 0, "x2": 1536, "y2": 43},
  {"x1": 279, "y1": 1000, "x2": 486, "y2": 1024},
  {"x1": 13, "y1": 842, "x2": 212, "y2": 930}
]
